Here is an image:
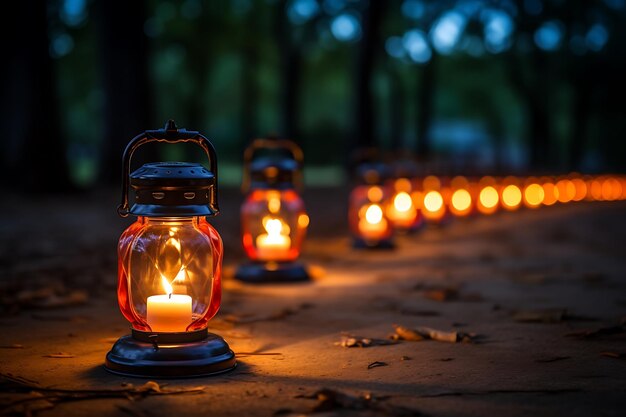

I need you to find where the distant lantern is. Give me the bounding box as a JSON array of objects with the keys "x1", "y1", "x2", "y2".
[
  {"x1": 105, "y1": 120, "x2": 236, "y2": 378},
  {"x1": 349, "y1": 163, "x2": 394, "y2": 248},
  {"x1": 420, "y1": 175, "x2": 449, "y2": 224},
  {"x1": 476, "y1": 176, "x2": 500, "y2": 215},
  {"x1": 541, "y1": 177, "x2": 559, "y2": 206},
  {"x1": 236, "y1": 137, "x2": 309, "y2": 283},
  {"x1": 448, "y1": 176, "x2": 473, "y2": 217},
  {"x1": 500, "y1": 176, "x2": 523, "y2": 211},
  {"x1": 522, "y1": 178, "x2": 544, "y2": 209},
  {"x1": 386, "y1": 174, "x2": 422, "y2": 232}
]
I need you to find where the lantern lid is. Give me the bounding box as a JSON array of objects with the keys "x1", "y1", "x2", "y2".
[
  {"x1": 129, "y1": 162, "x2": 217, "y2": 217},
  {"x1": 249, "y1": 157, "x2": 299, "y2": 190}
]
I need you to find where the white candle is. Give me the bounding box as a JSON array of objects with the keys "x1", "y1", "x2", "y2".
[
  {"x1": 146, "y1": 294, "x2": 192, "y2": 332},
  {"x1": 256, "y1": 218, "x2": 291, "y2": 261}
]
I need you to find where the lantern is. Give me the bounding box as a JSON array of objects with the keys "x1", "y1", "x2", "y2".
[
  {"x1": 476, "y1": 176, "x2": 500, "y2": 215},
  {"x1": 105, "y1": 120, "x2": 236, "y2": 377},
  {"x1": 349, "y1": 163, "x2": 394, "y2": 248},
  {"x1": 522, "y1": 177, "x2": 544, "y2": 209},
  {"x1": 235, "y1": 138, "x2": 309, "y2": 283},
  {"x1": 419, "y1": 175, "x2": 450, "y2": 224},
  {"x1": 448, "y1": 176, "x2": 474, "y2": 217},
  {"x1": 386, "y1": 160, "x2": 422, "y2": 232},
  {"x1": 500, "y1": 176, "x2": 523, "y2": 211}
]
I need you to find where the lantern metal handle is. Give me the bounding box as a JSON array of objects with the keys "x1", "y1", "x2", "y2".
[
  {"x1": 242, "y1": 137, "x2": 303, "y2": 192},
  {"x1": 117, "y1": 120, "x2": 219, "y2": 217}
]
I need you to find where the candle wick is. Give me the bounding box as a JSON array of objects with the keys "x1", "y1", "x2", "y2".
[{"x1": 169, "y1": 293, "x2": 172, "y2": 300}]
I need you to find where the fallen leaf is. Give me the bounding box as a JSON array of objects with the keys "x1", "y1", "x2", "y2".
[
  {"x1": 43, "y1": 353, "x2": 75, "y2": 358},
  {"x1": 335, "y1": 335, "x2": 396, "y2": 348},
  {"x1": 367, "y1": 361, "x2": 388, "y2": 369},
  {"x1": 0, "y1": 373, "x2": 205, "y2": 416},
  {"x1": 439, "y1": 358, "x2": 454, "y2": 362},
  {"x1": 564, "y1": 324, "x2": 626, "y2": 339},
  {"x1": 534, "y1": 356, "x2": 571, "y2": 363},
  {"x1": 513, "y1": 309, "x2": 566, "y2": 323},
  {"x1": 400, "y1": 356, "x2": 412, "y2": 361},
  {"x1": 600, "y1": 351, "x2": 626, "y2": 359},
  {"x1": 295, "y1": 388, "x2": 423, "y2": 416},
  {"x1": 392, "y1": 325, "x2": 479, "y2": 344},
  {"x1": 0, "y1": 344, "x2": 24, "y2": 349},
  {"x1": 513, "y1": 309, "x2": 598, "y2": 323}
]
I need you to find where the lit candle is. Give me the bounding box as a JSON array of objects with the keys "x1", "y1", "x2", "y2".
[
  {"x1": 146, "y1": 275, "x2": 192, "y2": 332},
  {"x1": 256, "y1": 217, "x2": 291, "y2": 261},
  {"x1": 387, "y1": 191, "x2": 417, "y2": 227},
  {"x1": 358, "y1": 204, "x2": 388, "y2": 239}
]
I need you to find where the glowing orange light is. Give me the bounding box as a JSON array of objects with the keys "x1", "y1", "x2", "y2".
[
  {"x1": 358, "y1": 203, "x2": 389, "y2": 240},
  {"x1": 423, "y1": 191, "x2": 443, "y2": 212},
  {"x1": 523, "y1": 183, "x2": 544, "y2": 208},
  {"x1": 367, "y1": 186, "x2": 384, "y2": 203},
  {"x1": 589, "y1": 179, "x2": 603, "y2": 201},
  {"x1": 501, "y1": 184, "x2": 522, "y2": 211},
  {"x1": 542, "y1": 182, "x2": 559, "y2": 206},
  {"x1": 450, "y1": 188, "x2": 472, "y2": 216},
  {"x1": 601, "y1": 178, "x2": 613, "y2": 201},
  {"x1": 571, "y1": 178, "x2": 587, "y2": 201},
  {"x1": 477, "y1": 186, "x2": 499, "y2": 214},
  {"x1": 556, "y1": 179, "x2": 575, "y2": 203},
  {"x1": 422, "y1": 190, "x2": 446, "y2": 222}
]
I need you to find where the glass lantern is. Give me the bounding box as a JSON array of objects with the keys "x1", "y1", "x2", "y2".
[
  {"x1": 235, "y1": 138, "x2": 310, "y2": 283},
  {"x1": 385, "y1": 160, "x2": 423, "y2": 233},
  {"x1": 349, "y1": 162, "x2": 394, "y2": 248},
  {"x1": 105, "y1": 120, "x2": 236, "y2": 378}
]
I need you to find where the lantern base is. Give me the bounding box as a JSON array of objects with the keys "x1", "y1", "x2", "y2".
[
  {"x1": 352, "y1": 237, "x2": 395, "y2": 249},
  {"x1": 104, "y1": 328, "x2": 236, "y2": 378},
  {"x1": 235, "y1": 261, "x2": 309, "y2": 283}
]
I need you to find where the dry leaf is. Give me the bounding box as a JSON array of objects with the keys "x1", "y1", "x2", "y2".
[
  {"x1": 600, "y1": 351, "x2": 626, "y2": 359},
  {"x1": 534, "y1": 356, "x2": 571, "y2": 363},
  {"x1": 0, "y1": 344, "x2": 24, "y2": 349},
  {"x1": 43, "y1": 352, "x2": 75, "y2": 358},
  {"x1": 565, "y1": 324, "x2": 626, "y2": 339},
  {"x1": 295, "y1": 388, "x2": 423, "y2": 416},
  {"x1": 367, "y1": 361, "x2": 388, "y2": 369},
  {"x1": 335, "y1": 335, "x2": 396, "y2": 348},
  {"x1": 392, "y1": 324, "x2": 478, "y2": 344}
]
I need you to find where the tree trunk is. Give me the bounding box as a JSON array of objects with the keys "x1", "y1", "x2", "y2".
[
  {"x1": 97, "y1": 0, "x2": 154, "y2": 184},
  {"x1": 2, "y1": 0, "x2": 71, "y2": 191},
  {"x1": 388, "y1": 64, "x2": 405, "y2": 152},
  {"x1": 276, "y1": 0, "x2": 301, "y2": 141},
  {"x1": 415, "y1": 54, "x2": 437, "y2": 159},
  {"x1": 352, "y1": 0, "x2": 384, "y2": 152}
]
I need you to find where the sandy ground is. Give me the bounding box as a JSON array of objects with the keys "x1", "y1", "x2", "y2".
[{"x1": 1, "y1": 187, "x2": 625, "y2": 417}]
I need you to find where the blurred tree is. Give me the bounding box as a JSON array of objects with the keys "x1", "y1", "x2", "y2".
[
  {"x1": 97, "y1": 0, "x2": 153, "y2": 184},
  {"x1": 1, "y1": 0, "x2": 72, "y2": 191}
]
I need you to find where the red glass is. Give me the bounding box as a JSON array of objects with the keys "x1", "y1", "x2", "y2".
[
  {"x1": 117, "y1": 216, "x2": 223, "y2": 332},
  {"x1": 349, "y1": 185, "x2": 393, "y2": 243},
  {"x1": 241, "y1": 189, "x2": 308, "y2": 262}
]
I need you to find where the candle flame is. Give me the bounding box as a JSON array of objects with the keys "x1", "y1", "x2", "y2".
[
  {"x1": 161, "y1": 275, "x2": 173, "y2": 296},
  {"x1": 423, "y1": 191, "x2": 443, "y2": 213},
  {"x1": 451, "y1": 189, "x2": 471, "y2": 212},
  {"x1": 479, "y1": 186, "x2": 499, "y2": 209},
  {"x1": 393, "y1": 192, "x2": 413, "y2": 212},
  {"x1": 365, "y1": 204, "x2": 383, "y2": 224}
]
